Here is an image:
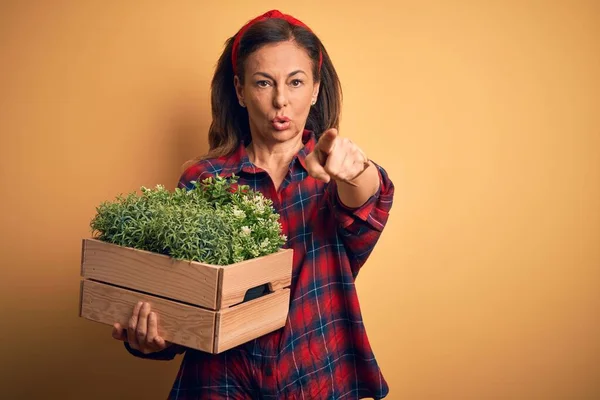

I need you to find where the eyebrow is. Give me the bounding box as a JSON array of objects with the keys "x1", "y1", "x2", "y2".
[{"x1": 252, "y1": 70, "x2": 307, "y2": 80}]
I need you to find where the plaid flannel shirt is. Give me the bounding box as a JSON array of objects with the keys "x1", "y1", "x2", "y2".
[{"x1": 124, "y1": 130, "x2": 394, "y2": 399}]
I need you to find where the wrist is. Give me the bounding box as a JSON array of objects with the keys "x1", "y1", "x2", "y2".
[
  {"x1": 335, "y1": 162, "x2": 380, "y2": 208},
  {"x1": 337, "y1": 161, "x2": 374, "y2": 187}
]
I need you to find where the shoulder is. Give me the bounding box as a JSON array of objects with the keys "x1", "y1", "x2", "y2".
[
  {"x1": 178, "y1": 142, "x2": 249, "y2": 189},
  {"x1": 177, "y1": 157, "x2": 229, "y2": 190}
]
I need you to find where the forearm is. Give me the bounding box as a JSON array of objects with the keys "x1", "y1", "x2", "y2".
[{"x1": 336, "y1": 161, "x2": 380, "y2": 208}]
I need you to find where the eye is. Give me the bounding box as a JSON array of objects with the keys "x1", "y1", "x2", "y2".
[
  {"x1": 256, "y1": 80, "x2": 271, "y2": 88},
  {"x1": 290, "y1": 79, "x2": 304, "y2": 87}
]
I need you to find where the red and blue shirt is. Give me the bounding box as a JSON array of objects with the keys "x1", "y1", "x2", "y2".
[{"x1": 126, "y1": 130, "x2": 394, "y2": 399}]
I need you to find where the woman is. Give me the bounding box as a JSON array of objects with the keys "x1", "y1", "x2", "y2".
[{"x1": 112, "y1": 10, "x2": 394, "y2": 399}]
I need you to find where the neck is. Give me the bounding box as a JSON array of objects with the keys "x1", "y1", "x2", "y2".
[{"x1": 247, "y1": 133, "x2": 304, "y2": 172}]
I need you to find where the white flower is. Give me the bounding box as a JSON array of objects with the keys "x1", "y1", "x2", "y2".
[
  {"x1": 232, "y1": 206, "x2": 246, "y2": 219},
  {"x1": 260, "y1": 238, "x2": 270, "y2": 249},
  {"x1": 240, "y1": 226, "x2": 251, "y2": 236},
  {"x1": 254, "y1": 196, "x2": 266, "y2": 212}
]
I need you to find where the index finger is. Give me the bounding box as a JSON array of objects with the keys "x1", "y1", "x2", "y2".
[{"x1": 317, "y1": 128, "x2": 338, "y2": 155}]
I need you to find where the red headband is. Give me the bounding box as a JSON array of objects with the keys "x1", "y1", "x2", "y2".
[{"x1": 231, "y1": 10, "x2": 323, "y2": 76}]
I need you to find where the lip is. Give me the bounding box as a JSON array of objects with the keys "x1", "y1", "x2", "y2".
[
  {"x1": 271, "y1": 119, "x2": 291, "y2": 131},
  {"x1": 272, "y1": 116, "x2": 291, "y2": 123}
]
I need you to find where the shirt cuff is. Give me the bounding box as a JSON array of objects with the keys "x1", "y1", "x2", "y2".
[
  {"x1": 327, "y1": 163, "x2": 389, "y2": 232},
  {"x1": 124, "y1": 341, "x2": 184, "y2": 361}
]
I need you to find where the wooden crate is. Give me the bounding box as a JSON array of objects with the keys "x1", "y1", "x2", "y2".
[{"x1": 79, "y1": 238, "x2": 293, "y2": 354}]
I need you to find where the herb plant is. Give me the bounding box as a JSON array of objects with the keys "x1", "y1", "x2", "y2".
[{"x1": 90, "y1": 174, "x2": 287, "y2": 265}]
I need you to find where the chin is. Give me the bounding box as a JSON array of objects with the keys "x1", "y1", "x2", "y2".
[{"x1": 267, "y1": 127, "x2": 302, "y2": 142}]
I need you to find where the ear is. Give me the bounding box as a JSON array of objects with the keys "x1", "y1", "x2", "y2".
[
  {"x1": 234, "y1": 75, "x2": 245, "y2": 107},
  {"x1": 312, "y1": 81, "x2": 320, "y2": 105}
]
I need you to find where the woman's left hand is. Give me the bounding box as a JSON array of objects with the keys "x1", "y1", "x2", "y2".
[{"x1": 305, "y1": 128, "x2": 370, "y2": 186}]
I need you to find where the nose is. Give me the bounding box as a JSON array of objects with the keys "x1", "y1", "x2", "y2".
[{"x1": 273, "y1": 85, "x2": 289, "y2": 109}]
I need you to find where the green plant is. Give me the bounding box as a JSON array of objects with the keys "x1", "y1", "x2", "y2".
[{"x1": 89, "y1": 174, "x2": 287, "y2": 265}]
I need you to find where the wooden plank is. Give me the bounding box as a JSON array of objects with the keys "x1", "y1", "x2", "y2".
[
  {"x1": 219, "y1": 249, "x2": 293, "y2": 308},
  {"x1": 80, "y1": 279, "x2": 215, "y2": 353},
  {"x1": 78, "y1": 279, "x2": 84, "y2": 317},
  {"x1": 213, "y1": 312, "x2": 222, "y2": 354},
  {"x1": 80, "y1": 238, "x2": 85, "y2": 276},
  {"x1": 214, "y1": 288, "x2": 290, "y2": 353},
  {"x1": 81, "y1": 238, "x2": 220, "y2": 309}
]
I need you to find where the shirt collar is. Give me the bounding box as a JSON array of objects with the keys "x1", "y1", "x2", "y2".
[
  {"x1": 220, "y1": 129, "x2": 317, "y2": 176},
  {"x1": 295, "y1": 129, "x2": 317, "y2": 172}
]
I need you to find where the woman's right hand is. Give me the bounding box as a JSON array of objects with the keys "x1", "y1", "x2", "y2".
[{"x1": 112, "y1": 301, "x2": 172, "y2": 354}]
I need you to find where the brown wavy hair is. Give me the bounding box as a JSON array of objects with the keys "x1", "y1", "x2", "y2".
[{"x1": 194, "y1": 17, "x2": 342, "y2": 162}]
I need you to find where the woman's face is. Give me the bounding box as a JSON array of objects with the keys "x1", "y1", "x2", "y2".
[{"x1": 235, "y1": 40, "x2": 320, "y2": 145}]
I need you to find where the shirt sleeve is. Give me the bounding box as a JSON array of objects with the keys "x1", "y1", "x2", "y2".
[
  {"x1": 123, "y1": 341, "x2": 186, "y2": 361},
  {"x1": 326, "y1": 161, "x2": 394, "y2": 277},
  {"x1": 177, "y1": 162, "x2": 206, "y2": 190}
]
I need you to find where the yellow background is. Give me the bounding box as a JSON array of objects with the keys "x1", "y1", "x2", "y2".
[{"x1": 1, "y1": 1, "x2": 599, "y2": 399}]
